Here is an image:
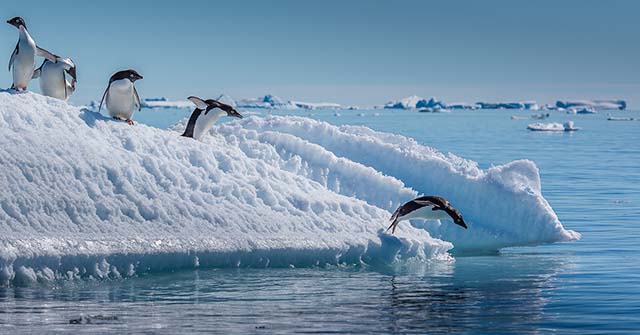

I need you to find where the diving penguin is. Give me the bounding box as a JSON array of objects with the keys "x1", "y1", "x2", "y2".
[
  {"x1": 387, "y1": 196, "x2": 468, "y2": 234},
  {"x1": 32, "y1": 57, "x2": 77, "y2": 100},
  {"x1": 98, "y1": 69, "x2": 143, "y2": 125},
  {"x1": 6, "y1": 16, "x2": 57, "y2": 91},
  {"x1": 182, "y1": 96, "x2": 243, "y2": 140}
]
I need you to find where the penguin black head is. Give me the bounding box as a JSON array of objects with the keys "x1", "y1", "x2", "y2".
[
  {"x1": 188, "y1": 96, "x2": 244, "y2": 119},
  {"x1": 7, "y1": 17, "x2": 26, "y2": 30},
  {"x1": 214, "y1": 101, "x2": 243, "y2": 119},
  {"x1": 110, "y1": 69, "x2": 143, "y2": 83},
  {"x1": 453, "y1": 216, "x2": 468, "y2": 229}
]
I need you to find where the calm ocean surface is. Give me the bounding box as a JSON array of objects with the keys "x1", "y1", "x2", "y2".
[{"x1": 1, "y1": 107, "x2": 639, "y2": 334}]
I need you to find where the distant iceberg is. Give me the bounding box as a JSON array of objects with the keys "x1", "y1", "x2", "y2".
[
  {"x1": 556, "y1": 100, "x2": 626, "y2": 110},
  {"x1": 0, "y1": 92, "x2": 579, "y2": 285},
  {"x1": 446, "y1": 102, "x2": 479, "y2": 110},
  {"x1": 476, "y1": 102, "x2": 539, "y2": 110},
  {"x1": 291, "y1": 101, "x2": 341, "y2": 110},
  {"x1": 384, "y1": 96, "x2": 446, "y2": 110},
  {"x1": 236, "y1": 94, "x2": 341, "y2": 110},
  {"x1": 527, "y1": 121, "x2": 579, "y2": 132},
  {"x1": 237, "y1": 94, "x2": 295, "y2": 109},
  {"x1": 140, "y1": 97, "x2": 193, "y2": 109}
]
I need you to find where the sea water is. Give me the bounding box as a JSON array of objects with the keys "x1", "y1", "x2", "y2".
[{"x1": 1, "y1": 108, "x2": 638, "y2": 334}]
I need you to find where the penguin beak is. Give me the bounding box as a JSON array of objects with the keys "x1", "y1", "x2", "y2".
[
  {"x1": 67, "y1": 67, "x2": 77, "y2": 82},
  {"x1": 454, "y1": 218, "x2": 468, "y2": 229},
  {"x1": 6, "y1": 20, "x2": 17, "y2": 28},
  {"x1": 230, "y1": 109, "x2": 243, "y2": 119},
  {"x1": 135, "y1": 74, "x2": 143, "y2": 81}
]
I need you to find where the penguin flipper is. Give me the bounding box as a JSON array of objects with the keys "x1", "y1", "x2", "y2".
[
  {"x1": 36, "y1": 46, "x2": 57, "y2": 63},
  {"x1": 133, "y1": 86, "x2": 141, "y2": 111},
  {"x1": 98, "y1": 84, "x2": 110, "y2": 112},
  {"x1": 32, "y1": 68, "x2": 41, "y2": 79},
  {"x1": 187, "y1": 96, "x2": 208, "y2": 110},
  {"x1": 8, "y1": 42, "x2": 18, "y2": 72}
]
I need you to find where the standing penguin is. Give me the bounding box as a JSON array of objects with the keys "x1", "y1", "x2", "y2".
[
  {"x1": 182, "y1": 96, "x2": 243, "y2": 140},
  {"x1": 6, "y1": 16, "x2": 57, "y2": 91},
  {"x1": 98, "y1": 69, "x2": 143, "y2": 125},
  {"x1": 32, "y1": 57, "x2": 77, "y2": 100}
]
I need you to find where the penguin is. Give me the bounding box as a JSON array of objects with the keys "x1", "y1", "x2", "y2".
[
  {"x1": 182, "y1": 96, "x2": 243, "y2": 140},
  {"x1": 98, "y1": 69, "x2": 143, "y2": 125},
  {"x1": 387, "y1": 196, "x2": 467, "y2": 234},
  {"x1": 6, "y1": 16, "x2": 57, "y2": 91},
  {"x1": 32, "y1": 57, "x2": 77, "y2": 100}
]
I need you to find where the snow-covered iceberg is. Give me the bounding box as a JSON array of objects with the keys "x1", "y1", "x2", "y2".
[
  {"x1": 140, "y1": 97, "x2": 193, "y2": 109},
  {"x1": 237, "y1": 94, "x2": 342, "y2": 110},
  {"x1": 446, "y1": 102, "x2": 479, "y2": 110},
  {"x1": 527, "y1": 121, "x2": 579, "y2": 132},
  {"x1": 0, "y1": 92, "x2": 579, "y2": 285},
  {"x1": 384, "y1": 96, "x2": 446, "y2": 110},
  {"x1": 556, "y1": 100, "x2": 626, "y2": 110},
  {"x1": 291, "y1": 101, "x2": 341, "y2": 110}
]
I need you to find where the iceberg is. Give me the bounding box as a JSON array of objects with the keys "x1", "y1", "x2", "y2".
[
  {"x1": 236, "y1": 94, "x2": 293, "y2": 109},
  {"x1": 384, "y1": 96, "x2": 446, "y2": 110},
  {"x1": 140, "y1": 97, "x2": 193, "y2": 109},
  {"x1": 556, "y1": 100, "x2": 626, "y2": 110},
  {"x1": 527, "y1": 121, "x2": 579, "y2": 132},
  {"x1": 446, "y1": 102, "x2": 479, "y2": 110},
  {"x1": 0, "y1": 92, "x2": 579, "y2": 285},
  {"x1": 236, "y1": 95, "x2": 341, "y2": 110},
  {"x1": 291, "y1": 101, "x2": 342, "y2": 110}
]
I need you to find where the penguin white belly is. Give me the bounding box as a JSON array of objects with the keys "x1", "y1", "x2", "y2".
[
  {"x1": 13, "y1": 37, "x2": 36, "y2": 90},
  {"x1": 106, "y1": 79, "x2": 135, "y2": 120},
  {"x1": 39, "y1": 62, "x2": 67, "y2": 100},
  {"x1": 404, "y1": 206, "x2": 450, "y2": 221},
  {"x1": 193, "y1": 110, "x2": 225, "y2": 140}
]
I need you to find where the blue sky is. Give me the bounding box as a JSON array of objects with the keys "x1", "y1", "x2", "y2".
[{"x1": 2, "y1": 0, "x2": 639, "y2": 107}]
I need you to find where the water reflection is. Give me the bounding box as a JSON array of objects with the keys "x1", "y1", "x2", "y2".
[
  {"x1": 0, "y1": 253, "x2": 572, "y2": 334},
  {"x1": 382, "y1": 253, "x2": 569, "y2": 334}
]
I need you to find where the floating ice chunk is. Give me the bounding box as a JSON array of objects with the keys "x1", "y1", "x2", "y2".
[{"x1": 527, "y1": 121, "x2": 579, "y2": 132}]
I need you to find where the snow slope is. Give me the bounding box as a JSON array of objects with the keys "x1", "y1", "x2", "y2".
[
  {"x1": 0, "y1": 92, "x2": 579, "y2": 285},
  {"x1": 231, "y1": 116, "x2": 579, "y2": 252}
]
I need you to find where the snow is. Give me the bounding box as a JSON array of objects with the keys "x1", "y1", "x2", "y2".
[
  {"x1": 556, "y1": 100, "x2": 626, "y2": 111},
  {"x1": 0, "y1": 92, "x2": 579, "y2": 286},
  {"x1": 527, "y1": 121, "x2": 579, "y2": 131}
]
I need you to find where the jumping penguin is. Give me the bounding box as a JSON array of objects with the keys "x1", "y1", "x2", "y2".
[
  {"x1": 32, "y1": 57, "x2": 77, "y2": 100},
  {"x1": 387, "y1": 196, "x2": 468, "y2": 234},
  {"x1": 182, "y1": 96, "x2": 243, "y2": 140},
  {"x1": 6, "y1": 16, "x2": 57, "y2": 91},
  {"x1": 98, "y1": 69, "x2": 143, "y2": 125}
]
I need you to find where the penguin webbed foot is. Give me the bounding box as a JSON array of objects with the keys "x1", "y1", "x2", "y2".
[
  {"x1": 386, "y1": 220, "x2": 399, "y2": 234},
  {"x1": 127, "y1": 119, "x2": 135, "y2": 126}
]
